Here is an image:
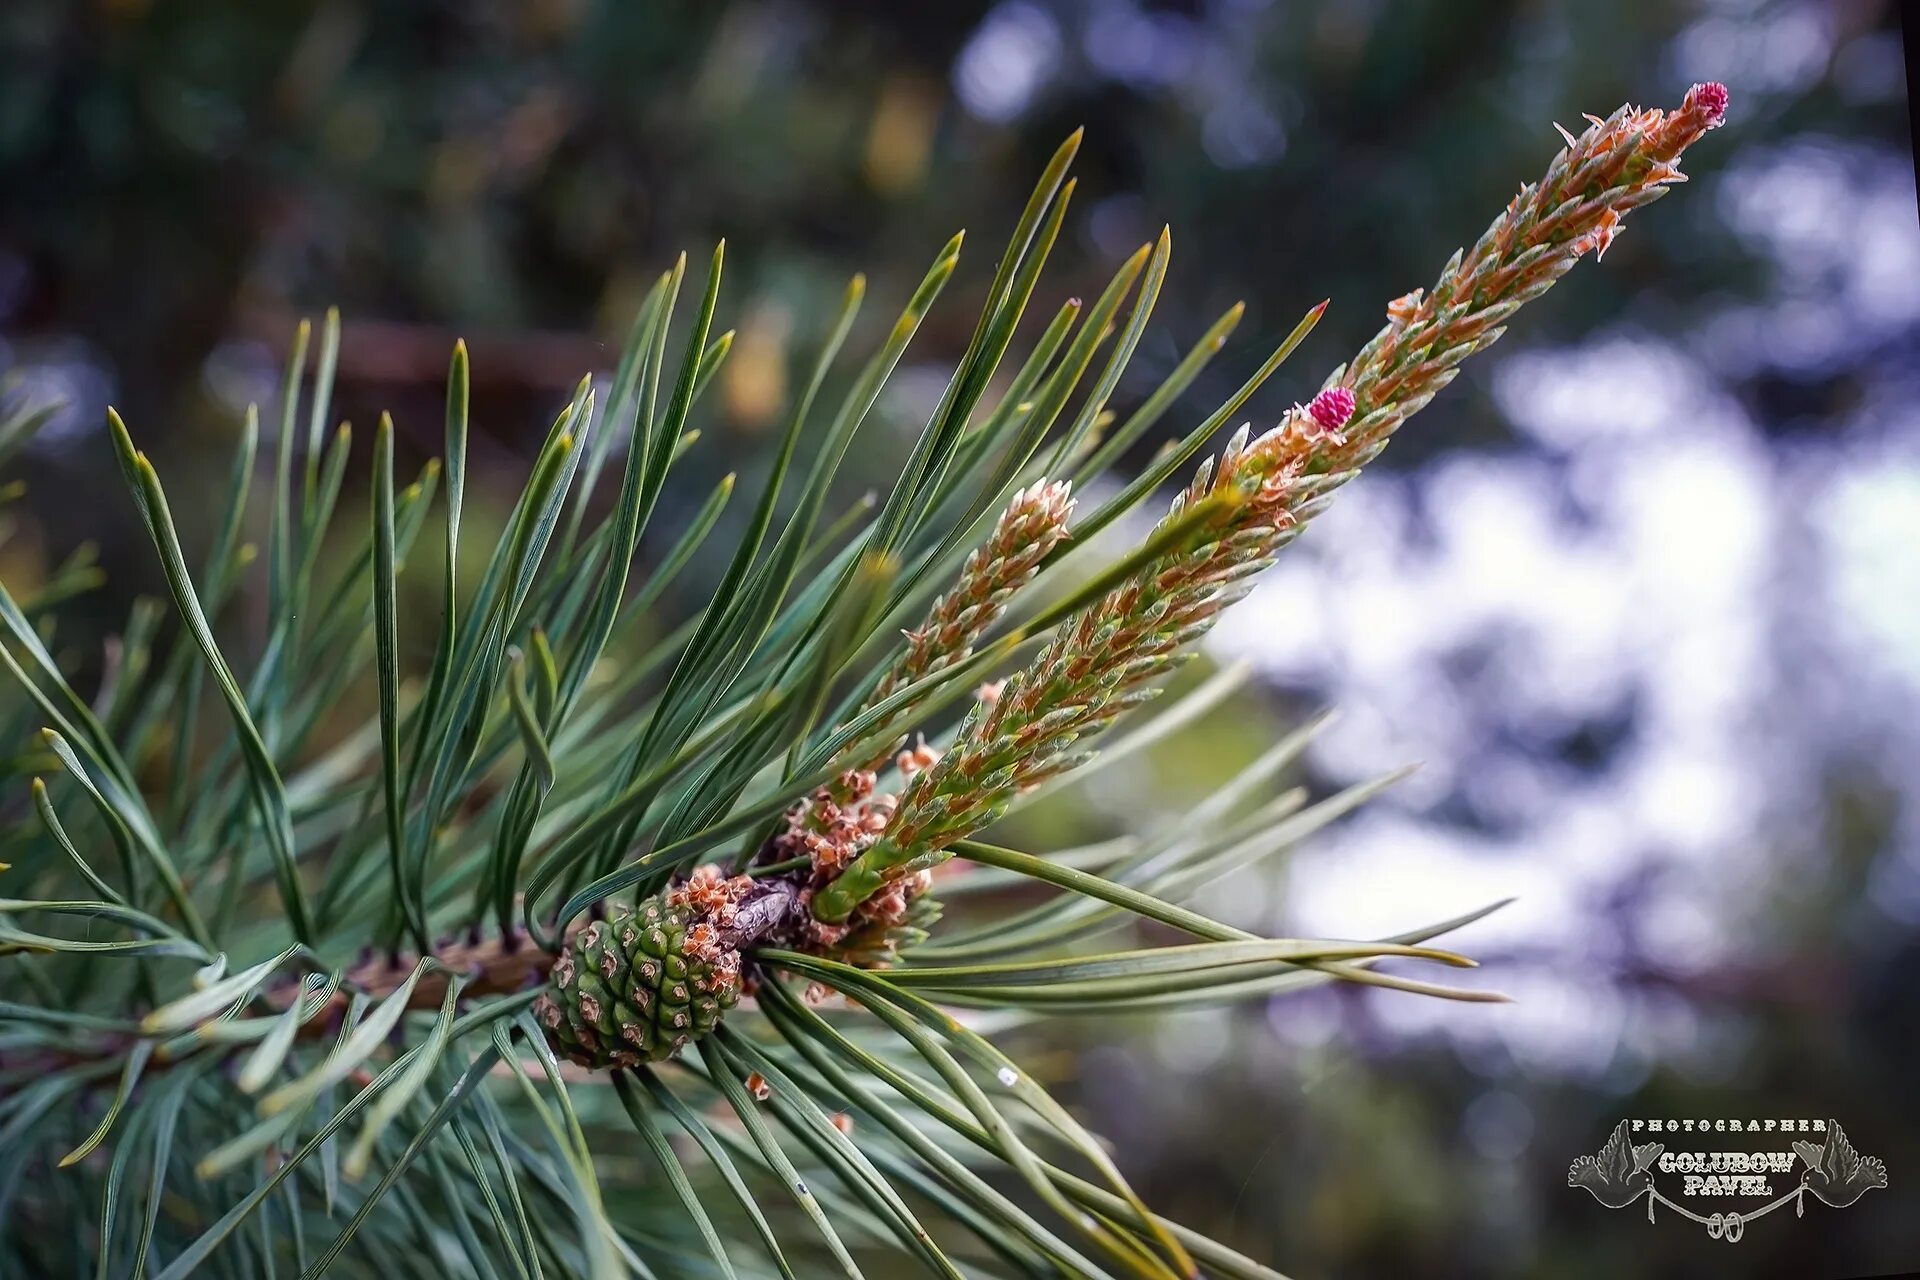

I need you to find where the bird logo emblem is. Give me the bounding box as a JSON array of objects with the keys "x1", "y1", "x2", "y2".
[
  {"x1": 1571, "y1": 1115, "x2": 1888, "y2": 1240},
  {"x1": 1793, "y1": 1120, "x2": 1888, "y2": 1209},
  {"x1": 1568, "y1": 1120, "x2": 1664, "y2": 1209}
]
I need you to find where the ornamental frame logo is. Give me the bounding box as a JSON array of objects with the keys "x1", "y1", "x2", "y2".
[{"x1": 1568, "y1": 1117, "x2": 1888, "y2": 1243}]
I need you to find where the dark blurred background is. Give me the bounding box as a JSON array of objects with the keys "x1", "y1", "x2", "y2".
[{"x1": 1, "y1": 1, "x2": 1914, "y2": 1276}]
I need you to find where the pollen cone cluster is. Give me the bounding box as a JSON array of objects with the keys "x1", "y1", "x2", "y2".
[
  {"x1": 534, "y1": 869, "x2": 750, "y2": 1067},
  {"x1": 770, "y1": 757, "x2": 945, "y2": 966}
]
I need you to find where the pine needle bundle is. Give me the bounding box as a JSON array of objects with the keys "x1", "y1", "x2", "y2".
[{"x1": 0, "y1": 84, "x2": 1725, "y2": 1279}]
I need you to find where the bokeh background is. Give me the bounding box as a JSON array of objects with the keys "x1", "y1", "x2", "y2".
[{"x1": 2, "y1": 1, "x2": 1914, "y2": 1276}]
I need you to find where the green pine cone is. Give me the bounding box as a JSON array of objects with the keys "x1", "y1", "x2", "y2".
[{"x1": 534, "y1": 894, "x2": 742, "y2": 1068}]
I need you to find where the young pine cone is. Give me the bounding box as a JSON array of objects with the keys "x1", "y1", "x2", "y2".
[{"x1": 534, "y1": 875, "x2": 749, "y2": 1067}]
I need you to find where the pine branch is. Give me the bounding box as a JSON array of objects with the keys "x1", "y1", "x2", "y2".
[{"x1": 0, "y1": 84, "x2": 1727, "y2": 1280}]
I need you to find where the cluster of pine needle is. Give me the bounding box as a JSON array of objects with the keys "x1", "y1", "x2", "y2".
[{"x1": 0, "y1": 83, "x2": 1723, "y2": 1279}]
